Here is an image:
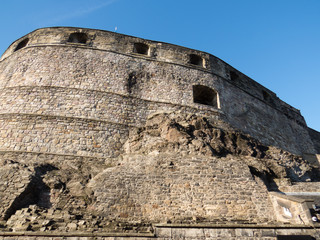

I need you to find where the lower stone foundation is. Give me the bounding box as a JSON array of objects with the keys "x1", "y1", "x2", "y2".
[{"x1": 1, "y1": 225, "x2": 320, "y2": 240}]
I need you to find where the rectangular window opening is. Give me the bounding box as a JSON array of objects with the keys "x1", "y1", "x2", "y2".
[
  {"x1": 189, "y1": 54, "x2": 204, "y2": 67},
  {"x1": 133, "y1": 43, "x2": 149, "y2": 55}
]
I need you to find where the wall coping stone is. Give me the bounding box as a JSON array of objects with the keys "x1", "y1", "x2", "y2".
[
  {"x1": 154, "y1": 223, "x2": 319, "y2": 229},
  {"x1": 269, "y1": 192, "x2": 315, "y2": 203}
]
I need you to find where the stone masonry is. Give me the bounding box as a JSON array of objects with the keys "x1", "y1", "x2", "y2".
[{"x1": 0, "y1": 27, "x2": 320, "y2": 239}]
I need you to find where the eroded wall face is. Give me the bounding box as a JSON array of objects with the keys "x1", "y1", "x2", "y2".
[
  {"x1": 89, "y1": 154, "x2": 275, "y2": 224},
  {"x1": 0, "y1": 27, "x2": 318, "y2": 239},
  {"x1": 0, "y1": 43, "x2": 315, "y2": 156}
]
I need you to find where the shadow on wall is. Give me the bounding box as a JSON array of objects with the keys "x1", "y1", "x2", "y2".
[
  {"x1": 192, "y1": 85, "x2": 219, "y2": 109},
  {"x1": 3, "y1": 164, "x2": 58, "y2": 220}
]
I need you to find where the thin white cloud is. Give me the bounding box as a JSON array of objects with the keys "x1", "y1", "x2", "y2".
[{"x1": 45, "y1": 0, "x2": 118, "y2": 25}]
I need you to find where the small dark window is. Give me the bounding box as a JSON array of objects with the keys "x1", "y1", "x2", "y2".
[
  {"x1": 277, "y1": 235, "x2": 315, "y2": 240},
  {"x1": 14, "y1": 38, "x2": 29, "y2": 52},
  {"x1": 193, "y1": 85, "x2": 218, "y2": 108},
  {"x1": 262, "y1": 90, "x2": 275, "y2": 106},
  {"x1": 230, "y1": 70, "x2": 239, "y2": 81},
  {"x1": 67, "y1": 32, "x2": 88, "y2": 44},
  {"x1": 133, "y1": 43, "x2": 149, "y2": 55},
  {"x1": 262, "y1": 90, "x2": 271, "y2": 101},
  {"x1": 189, "y1": 54, "x2": 203, "y2": 67}
]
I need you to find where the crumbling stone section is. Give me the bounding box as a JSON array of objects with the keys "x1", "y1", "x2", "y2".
[
  {"x1": 0, "y1": 113, "x2": 318, "y2": 235},
  {"x1": 0, "y1": 160, "x2": 34, "y2": 221},
  {"x1": 0, "y1": 152, "x2": 144, "y2": 233},
  {"x1": 0, "y1": 27, "x2": 319, "y2": 239},
  {"x1": 124, "y1": 113, "x2": 318, "y2": 183}
]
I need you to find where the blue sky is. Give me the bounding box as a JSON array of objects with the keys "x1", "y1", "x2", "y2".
[{"x1": 0, "y1": 0, "x2": 319, "y2": 131}]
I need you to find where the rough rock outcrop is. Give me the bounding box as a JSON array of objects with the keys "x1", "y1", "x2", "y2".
[{"x1": 0, "y1": 113, "x2": 318, "y2": 233}]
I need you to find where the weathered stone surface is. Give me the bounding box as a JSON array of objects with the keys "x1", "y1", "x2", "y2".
[
  {"x1": 0, "y1": 28, "x2": 318, "y2": 156},
  {"x1": 0, "y1": 113, "x2": 318, "y2": 235},
  {"x1": 0, "y1": 27, "x2": 319, "y2": 239},
  {"x1": 124, "y1": 112, "x2": 317, "y2": 182}
]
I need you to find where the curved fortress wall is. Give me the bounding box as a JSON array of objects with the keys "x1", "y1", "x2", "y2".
[{"x1": 0, "y1": 27, "x2": 317, "y2": 157}]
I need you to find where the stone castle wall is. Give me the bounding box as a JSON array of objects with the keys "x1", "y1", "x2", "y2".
[
  {"x1": 88, "y1": 154, "x2": 274, "y2": 224},
  {"x1": 309, "y1": 128, "x2": 320, "y2": 153},
  {"x1": 0, "y1": 151, "x2": 275, "y2": 227},
  {"x1": 1, "y1": 27, "x2": 320, "y2": 240},
  {"x1": 0, "y1": 27, "x2": 317, "y2": 157},
  {"x1": 0, "y1": 226, "x2": 319, "y2": 239}
]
